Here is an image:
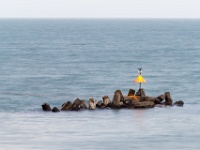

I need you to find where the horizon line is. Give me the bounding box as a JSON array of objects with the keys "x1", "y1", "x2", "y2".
[{"x1": 0, "y1": 17, "x2": 200, "y2": 20}]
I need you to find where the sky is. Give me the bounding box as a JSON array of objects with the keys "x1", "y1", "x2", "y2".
[{"x1": 0, "y1": 0, "x2": 200, "y2": 18}]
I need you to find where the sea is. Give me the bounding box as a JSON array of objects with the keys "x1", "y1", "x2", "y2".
[{"x1": 0, "y1": 19, "x2": 200, "y2": 150}]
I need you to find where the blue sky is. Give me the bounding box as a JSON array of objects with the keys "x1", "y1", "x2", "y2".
[{"x1": 0, "y1": 0, "x2": 200, "y2": 18}]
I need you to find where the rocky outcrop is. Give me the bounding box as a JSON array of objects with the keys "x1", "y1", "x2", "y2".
[
  {"x1": 71, "y1": 98, "x2": 87, "y2": 111},
  {"x1": 173, "y1": 100, "x2": 184, "y2": 106},
  {"x1": 42, "y1": 103, "x2": 51, "y2": 111},
  {"x1": 134, "y1": 101, "x2": 155, "y2": 108},
  {"x1": 102, "y1": 96, "x2": 111, "y2": 106},
  {"x1": 52, "y1": 107, "x2": 60, "y2": 112},
  {"x1": 61, "y1": 98, "x2": 87, "y2": 111},
  {"x1": 112, "y1": 89, "x2": 124, "y2": 108},
  {"x1": 128, "y1": 89, "x2": 135, "y2": 96},
  {"x1": 89, "y1": 98, "x2": 96, "y2": 110},
  {"x1": 96, "y1": 101, "x2": 106, "y2": 109},
  {"x1": 165, "y1": 92, "x2": 173, "y2": 106},
  {"x1": 143, "y1": 96, "x2": 156, "y2": 102},
  {"x1": 155, "y1": 94, "x2": 165, "y2": 104},
  {"x1": 41, "y1": 89, "x2": 183, "y2": 112},
  {"x1": 61, "y1": 101, "x2": 72, "y2": 111}
]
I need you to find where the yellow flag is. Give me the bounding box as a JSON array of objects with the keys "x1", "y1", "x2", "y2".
[{"x1": 134, "y1": 75, "x2": 146, "y2": 83}]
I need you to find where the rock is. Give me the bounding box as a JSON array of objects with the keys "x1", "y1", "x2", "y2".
[
  {"x1": 155, "y1": 94, "x2": 165, "y2": 104},
  {"x1": 128, "y1": 89, "x2": 135, "y2": 96},
  {"x1": 41, "y1": 103, "x2": 51, "y2": 111},
  {"x1": 96, "y1": 101, "x2": 103, "y2": 108},
  {"x1": 102, "y1": 96, "x2": 111, "y2": 106},
  {"x1": 128, "y1": 99, "x2": 138, "y2": 106},
  {"x1": 134, "y1": 101, "x2": 155, "y2": 108},
  {"x1": 157, "y1": 94, "x2": 165, "y2": 101},
  {"x1": 173, "y1": 100, "x2": 184, "y2": 106},
  {"x1": 52, "y1": 107, "x2": 60, "y2": 112},
  {"x1": 107, "y1": 102, "x2": 114, "y2": 108},
  {"x1": 71, "y1": 98, "x2": 87, "y2": 111},
  {"x1": 141, "y1": 88, "x2": 146, "y2": 96},
  {"x1": 119, "y1": 102, "x2": 128, "y2": 108},
  {"x1": 61, "y1": 101, "x2": 72, "y2": 111},
  {"x1": 100, "y1": 103, "x2": 106, "y2": 109},
  {"x1": 165, "y1": 92, "x2": 173, "y2": 106},
  {"x1": 135, "y1": 88, "x2": 146, "y2": 97},
  {"x1": 89, "y1": 98, "x2": 96, "y2": 110},
  {"x1": 112, "y1": 89, "x2": 124, "y2": 107},
  {"x1": 71, "y1": 103, "x2": 80, "y2": 111},
  {"x1": 80, "y1": 100, "x2": 87, "y2": 109},
  {"x1": 143, "y1": 96, "x2": 156, "y2": 102},
  {"x1": 71, "y1": 98, "x2": 81, "y2": 111}
]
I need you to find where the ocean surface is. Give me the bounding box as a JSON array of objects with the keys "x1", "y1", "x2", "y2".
[{"x1": 0, "y1": 19, "x2": 200, "y2": 150}]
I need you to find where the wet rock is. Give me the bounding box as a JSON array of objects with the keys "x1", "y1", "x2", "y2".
[
  {"x1": 96, "y1": 100, "x2": 106, "y2": 109},
  {"x1": 96, "y1": 101, "x2": 103, "y2": 108},
  {"x1": 80, "y1": 100, "x2": 87, "y2": 109},
  {"x1": 89, "y1": 98, "x2": 96, "y2": 110},
  {"x1": 71, "y1": 98, "x2": 87, "y2": 111},
  {"x1": 120, "y1": 102, "x2": 128, "y2": 108},
  {"x1": 173, "y1": 100, "x2": 184, "y2": 106},
  {"x1": 71, "y1": 103, "x2": 80, "y2": 111},
  {"x1": 157, "y1": 94, "x2": 165, "y2": 101},
  {"x1": 52, "y1": 107, "x2": 60, "y2": 112},
  {"x1": 135, "y1": 88, "x2": 146, "y2": 97},
  {"x1": 128, "y1": 89, "x2": 135, "y2": 96},
  {"x1": 155, "y1": 94, "x2": 165, "y2": 104},
  {"x1": 42, "y1": 103, "x2": 51, "y2": 111},
  {"x1": 102, "y1": 96, "x2": 111, "y2": 106},
  {"x1": 134, "y1": 101, "x2": 155, "y2": 108},
  {"x1": 107, "y1": 102, "x2": 114, "y2": 108},
  {"x1": 143, "y1": 96, "x2": 156, "y2": 102},
  {"x1": 141, "y1": 88, "x2": 146, "y2": 97},
  {"x1": 165, "y1": 92, "x2": 173, "y2": 106},
  {"x1": 61, "y1": 101, "x2": 72, "y2": 111},
  {"x1": 128, "y1": 99, "x2": 138, "y2": 106},
  {"x1": 112, "y1": 89, "x2": 124, "y2": 107},
  {"x1": 100, "y1": 103, "x2": 106, "y2": 109}
]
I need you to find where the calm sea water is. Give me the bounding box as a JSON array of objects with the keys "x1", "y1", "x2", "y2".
[{"x1": 0, "y1": 19, "x2": 200, "y2": 150}]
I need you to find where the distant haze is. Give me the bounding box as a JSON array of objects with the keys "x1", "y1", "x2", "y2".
[{"x1": 0, "y1": 0, "x2": 200, "y2": 18}]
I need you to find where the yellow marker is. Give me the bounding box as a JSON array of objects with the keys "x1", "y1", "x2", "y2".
[{"x1": 134, "y1": 68, "x2": 146, "y2": 89}]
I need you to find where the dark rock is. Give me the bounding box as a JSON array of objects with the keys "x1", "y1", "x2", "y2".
[
  {"x1": 102, "y1": 96, "x2": 111, "y2": 106},
  {"x1": 157, "y1": 94, "x2": 165, "y2": 102},
  {"x1": 155, "y1": 94, "x2": 165, "y2": 104},
  {"x1": 80, "y1": 100, "x2": 87, "y2": 109},
  {"x1": 120, "y1": 102, "x2": 128, "y2": 108},
  {"x1": 107, "y1": 103, "x2": 114, "y2": 108},
  {"x1": 165, "y1": 92, "x2": 173, "y2": 106},
  {"x1": 42, "y1": 103, "x2": 51, "y2": 111},
  {"x1": 100, "y1": 103, "x2": 106, "y2": 109},
  {"x1": 143, "y1": 96, "x2": 156, "y2": 102},
  {"x1": 128, "y1": 89, "x2": 135, "y2": 96},
  {"x1": 89, "y1": 98, "x2": 96, "y2": 110},
  {"x1": 71, "y1": 103, "x2": 80, "y2": 111},
  {"x1": 141, "y1": 88, "x2": 146, "y2": 96},
  {"x1": 112, "y1": 89, "x2": 124, "y2": 107},
  {"x1": 135, "y1": 88, "x2": 146, "y2": 97},
  {"x1": 70, "y1": 98, "x2": 87, "y2": 111},
  {"x1": 134, "y1": 101, "x2": 155, "y2": 108},
  {"x1": 173, "y1": 100, "x2": 184, "y2": 106},
  {"x1": 61, "y1": 101, "x2": 72, "y2": 111},
  {"x1": 52, "y1": 107, "x2": 60, "y2": 112},
  {"x1": 96, "y1": 100, "x2": 103, "y2": 108}
]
